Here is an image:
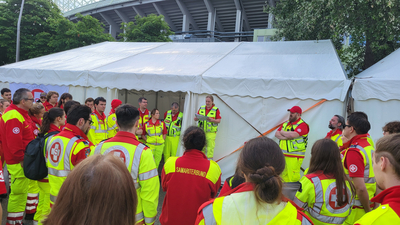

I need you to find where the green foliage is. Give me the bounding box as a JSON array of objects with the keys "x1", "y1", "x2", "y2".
[
  {"x1": 0, "y1": 0, "x2": 113, "y2": 65},
  {"x1": 48, "y1": 13, "x2": 114, "y2": 52},
  {"x1": 120, "y1": 14, "x2": 174, "y2": 42},
  {"x1": 266, "y1": 0, "x2": 400, "y2": 77}
]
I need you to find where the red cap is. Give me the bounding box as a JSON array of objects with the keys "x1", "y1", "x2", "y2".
[
  {"x1": 287, "y1": 106, "x2": 302, "y2": 114},
  {"x1": 111, "y1": 99, "x2": 122, "y2": 110}
]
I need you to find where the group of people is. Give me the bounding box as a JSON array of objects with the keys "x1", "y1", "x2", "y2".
[{"x1": 0, "y1": 87, "x2": 399, "y2": 225}]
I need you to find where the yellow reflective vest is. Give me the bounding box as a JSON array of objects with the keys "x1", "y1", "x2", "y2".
[
  {"x1": 279, "y1": 119, "x2": 309, "y2": 158},
  {"x1": 46, "y1": 125, "x2": 93, "y2": 205},
  {"x1": 106, "y1": 113, "x2": 118, "y2": 138},
  {"x1": 87, "y1": 112, "x2": 107, "y2": 145},
  {"x1": 196, "y1": 183, "x2": 313, "y2": 225},
  {"x1": 293, "y1": 172, "x2": 353, "y2": 225},
  {"x1": 145, "y1": 120, "x2": 165, "y2": 146},
  {"x1": 330, "y1": 133, "x2": 343, "y2": 147},
  {"x1": 164, "y1": 110, "x2": 183, "y2": 137},
  {"x1": 342, "y1": 136, "x2": 376, "y2": 208},
  {"x1": 198, "y1": 105, "x2": 219, "y2": 133},
  {"x1": 92, "y1": 131, "x2": 159, "y2": 224}
]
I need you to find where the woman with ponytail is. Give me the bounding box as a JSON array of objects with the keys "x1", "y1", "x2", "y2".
[
  {"x1": 196, "y1": 136, "x2": 313, "y2": 225},
  {"x1": 160, "y1": 126, "x2": 221, "y2": 225},
  {"x1": 293, "y1": 139, "x2": 355, "y2": 225},
  {"x1": 35, "y1": 107, "x2": 65, "y2": 225}
]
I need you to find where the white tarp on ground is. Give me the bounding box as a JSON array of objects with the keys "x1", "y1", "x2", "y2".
[
  {"x1": 0, "y1": 40, "x2": 350, "y2": 181},
  {"x1": 353, "y1": 48, "x2": 400, "y2": 143}
]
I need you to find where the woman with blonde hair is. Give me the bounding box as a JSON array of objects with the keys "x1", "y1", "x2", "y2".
[
  {"x1": 29, "y1": 102, "x2": 45, "y2": 137},
  {"x1": 196, "y1": 136, "x2": 312, "y2": 224},
  {"x1": 42, "y1": 154, "x2": 138, "y2": 225}
]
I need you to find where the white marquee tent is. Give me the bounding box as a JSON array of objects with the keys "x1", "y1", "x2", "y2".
[
  {"x1": 353, "y1": 48, "x2": 400, "y2": 143},
  {"x1": 0, "y1": 40, "x2": 350, "y2": 181}
]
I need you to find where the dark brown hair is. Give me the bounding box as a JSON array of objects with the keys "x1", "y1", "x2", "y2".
[
  {"x1": 375, "y1": 134, "x2": 400, "y2": 178},
  {"x1": 46, "y1": 91, "x2": 59, "y2": 101},
  {"x1": 150, "y1": 108, "x2": 159, "y2": 119},
  {"x1": 308, "y1": 139, "x2": 355, "y2": 207},
  {"x1": 43, "y1": 154, "x2": 138, "y2": 225},
  {"x1": 382, "y1": 121, "x2": 400, "y2": 134},
  {"x1": 182, "y1": 126, "x2": 206, "y2": 150},
  {"x1": 40, "y1": 107, "x2": 64, "y2": 135},
  {"x1": 237, "y1": 136, "x2": 285, "y2": 204},
  {"x1": 57, "y1": 93, "x2": 73, "y2": 107},
  {"x1": 85, "y1": 97, "x2": 94, "y2": 104}
]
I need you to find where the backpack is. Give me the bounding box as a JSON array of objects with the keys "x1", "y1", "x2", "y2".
[{"x1": 24, "y1": 131, "x2": 59, "y2": 180}]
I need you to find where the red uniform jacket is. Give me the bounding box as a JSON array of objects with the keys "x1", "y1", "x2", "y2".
[{"x1": 160, "y1": 150, "x2": 221, "y2": 225}]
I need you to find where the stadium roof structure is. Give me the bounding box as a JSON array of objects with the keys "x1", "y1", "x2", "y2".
[
  {"x1": 0, "y1": 40, "x2": 349, "y2": 101},
  {"x1": 54, "y1": 0, "x2": 277, "y2": 41}
]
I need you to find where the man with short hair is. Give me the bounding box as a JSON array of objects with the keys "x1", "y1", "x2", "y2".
[
  {"x1": 37, "y1": 92, "x2": 47, "y2": 103},
  {"x1": 92, "y1": 104, "x2": 159, "y2": 225},
  {"x1": 275, "y1": 106, "x2": 309, "y2": 182},
  {"x1": 342, "y1": 112, "x2": 376, "y2": 224},
  {"x1": 85, "y1": 97, "x2": 95, "y2": 112},
  {"x1": 136, "y1": 97, "x2": 151, "y2": 143},
  {"x1": 43, "y1": 91, "x2": 59, "y2": 111},
  {"x1": 1, "y1": 88, "x2": 12, "y2": 103},
  {"x1": 325, "y1": 115, "x2": 345, "y2": 147},
  {"x1": 163, "y1": 102, "x2": 183, "y2": 161},
  {"x1": 355, "y1": 133, "x2": 400, "y2": 224},
  {"x1": 0, "y1": 88, "x2": 36, "y2": 225},
  {"x1": 46, "y1": 105, "x2": 94, "y2": 207},
  {"x1": 0, "y1": 99, "x2": 10, "y2": 116},
  {"x1": 107, "y1": 99, "x2": 122, "y2": 138},
  {"x1": 87, "y1": 97, "x2": 107, "y2": 145}
]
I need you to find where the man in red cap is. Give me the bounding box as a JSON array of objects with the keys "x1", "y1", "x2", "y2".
[
  {"x1": 107, "y1": 99, "x2": 122, "y2": 138},
  {"x1": 275, "y1": 106, "x2": 309, "y2": 182}
]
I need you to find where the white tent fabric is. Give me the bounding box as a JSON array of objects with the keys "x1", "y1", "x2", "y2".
[
  {"x1": 0, "y1": 40, "x2": 350, "y2": 181},
  {"x1": 353, "y1": 48, "x2": 400, "y2": 143}
]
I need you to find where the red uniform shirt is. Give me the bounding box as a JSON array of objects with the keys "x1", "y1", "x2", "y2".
[
  {"x1": 139, "y1": 108, "x2": 150, "y2": 127},
  {"x1": 30, "y1": 115, "x2": 42, "y2": 137},
  {"x1": 0, "y1": 104, "x2": 35, "y2": 164},
  {"x1": 371, "y1": 185, "x2": 400, "y2": 217},
  {"x1": 160, "y1": 150, "x2": 221, "y2": 225},
  {"x1": 325, "y1": 129, "x2": 342, "y2": 139},
  {"x1": 343, "y1": 134, "x2": 370, "y2": 178},
  {"x1": 142, "y1": 119, "x2": 167, "y2": 136},
  {"x1": 277, "y1": 117, "x2": 309, "y2": 136},
  {"x1": 43, "y1": 101, "x2": 56, "y2": 112},
  {"x1": 56, "y1": 123, "x2": 93, "y2": 166},
  {"x1": 197, "y1": 105, "x2": 221, "y2": 119}
]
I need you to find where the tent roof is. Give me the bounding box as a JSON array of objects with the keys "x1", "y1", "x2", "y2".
[
  {"x1": 0, "y1": 40, "x2": 349, "y2": 100},
  {"x1": 353, "y1": 48, "x2": 400, "y2": 101}
]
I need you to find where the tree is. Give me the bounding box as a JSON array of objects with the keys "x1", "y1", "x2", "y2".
[
  {"x1": 48, "y1": 13, "x2": 114, "y2": 52},
  {"x1": 119, "y1": 14, "x2": 174, "y2": 42},
  {"x1": 0, "y1": 0, "x2": 113, "y2": 65},
  {"x1": 0, "y1": 0, "x2": 64, "y2": 65},
  {"x1": 266, "y1": 0, "x2": 400, "y2": 77}
]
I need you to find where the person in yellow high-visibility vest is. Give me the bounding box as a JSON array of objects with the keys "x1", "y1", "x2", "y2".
[
  {"x1": 194, "y1": 95, "x2": 221, "y2": 160},
  {"x1": 143, "y1": 109, "x2": 166, "y2": 168},
  {"x1": 293, "y1": 139, "x2": 355, "y2": 225},
  {"x1": 92, "y1": 104, "x2": 159, "y2": 225},
  {"x1": 275, "y1": 106, "x2": 309, "y2": 182},
  {"x1": 163, "y1": 102, "x2": 183, "y2": 161},
  {"x1": 87, "y1": 97, "x2": 107, "y2": 145},
  {"x1": 195, "y1": 136, "x2": 313, "y2": 225},
  {"x1": 106, "y1": 99, "x2": 122, "y2": 138},
  {"x1": 355, "y1": 133, "x2": 400, "y2": 225},
  {"x1": 136, "y1": 97, "x2": 150, "y2": 144},
  {"x1": 325, "y1": 115, "x2": 345, "y2": 147},
  {"x1": 341, "y1": 112, "x2": 376, "y2": 224},
  {"x1": 46, "y1": 105, "x2": 94, "y2": 208}
]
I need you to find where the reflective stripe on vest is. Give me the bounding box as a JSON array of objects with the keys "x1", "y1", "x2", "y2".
[
  {"x1": 107, "y1": 123, "x2": 117, "y2": 131},
  {"x1": 47, "y1": 136, "x2": 80, "y2": 176},
  {"x1": 334, "y1": 134, "x2": 342, "y2": 142},
  {"x1": 165, "y1": 110, "x2": 183, "y2": 136},
  {"x1": 50, "y1": 194, "x2": 57, "y2": 203},
  {"x1": 351, "y1": 145, "x2": 376, "y2": 184},
  {"x1": 307, "y1": 176, "x2": 351, "y2": 224},
  {"x1": 279, "y1": 119, "x2": 308, "y2": 154},
  {"x1": 202, "y1": 203, "x2": 216, "y2": 225},
  {"x1": 198, "y1": 105, "x2": 219, "y2": 133},
  {"x1": 93, "y1": 114, "x2": 107, "y2": 133},
  {"x1": 145, "y1": 121, "x2": 164, "y2": 145},
  {"x1": 131, "y1": 144, "x2": 146, "y2": 189}
]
